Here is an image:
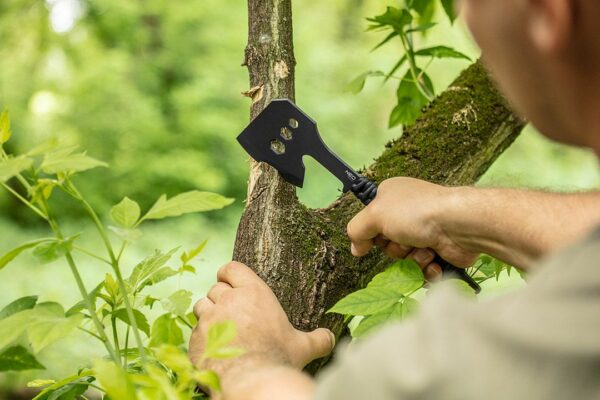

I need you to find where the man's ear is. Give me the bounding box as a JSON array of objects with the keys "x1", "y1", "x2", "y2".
[{"x1": 528, "y1": 0, "x2": 575, "y2": 54}]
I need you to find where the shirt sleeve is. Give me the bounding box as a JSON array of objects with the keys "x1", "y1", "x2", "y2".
[{"x1": 315, "y1": 231, "x2": 600, "y2": 400}]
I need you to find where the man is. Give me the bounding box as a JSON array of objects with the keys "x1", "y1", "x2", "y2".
[{"x1": 189, "y1": 0, "x2": 600, "y2": 398}]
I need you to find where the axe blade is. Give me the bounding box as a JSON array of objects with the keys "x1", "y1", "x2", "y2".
[
  {"x1": 236, "y1": 99, "x2": 359, "y2": 191},
  {"x1": 237, "y1": 99, "x2": 320, "y2": 188}
]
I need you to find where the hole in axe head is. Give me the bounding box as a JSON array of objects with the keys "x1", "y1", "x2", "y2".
[
  {"x1": 270, "y1": 139, "x2": 286, "y2": 155},
  {"x1": 280, "y1": 126, "x2": 293, "y2": 141},
  {"x1": 289, "y1": 118, "x2": 299, "y2": 129}
]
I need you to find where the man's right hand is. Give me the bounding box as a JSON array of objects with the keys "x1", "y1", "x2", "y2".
[{"x1": 347, "y1": 177, "x2": 479, "y2": 280}]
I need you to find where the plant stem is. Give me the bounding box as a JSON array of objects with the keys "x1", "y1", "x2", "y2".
[
  {"x1": 72, "y1": 245, "x2": 112, "y2": 265},
  {"x1": 117, "y1": 241, "x2": 127, "y2": 262},
  {"x1": 111, "y1": 315, "x2": 120, "y2": 355},
  {"x1": 78, "y1": 327, "x2": 104, "y2": 342},
  {"x1": 40, "y1": 198, "x2": 121, "y2": 365},
  {"x1": 64, "y1": 180, "x2": 147, "y2": 364},
  {"x1": 177, "y1": 315, "x2": 194, "y2": 330},
  {"x1": 123, "y1": 327, "x2": 130, "y2": 368},
  {"x1": 1, "y1": 183, "x2": 47, "y2": 220},
  {"x1": 398, "y1": 30, "x2": 434, "y2": 101}
]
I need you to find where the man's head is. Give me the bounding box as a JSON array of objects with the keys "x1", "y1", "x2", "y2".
[{"x1": 461, "y1": 0, "x2": 600, "y2": 150}]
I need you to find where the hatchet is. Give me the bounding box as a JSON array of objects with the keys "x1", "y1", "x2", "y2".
[{"x1": 237, "y1": 99, "x2": 481, "y2": 293}]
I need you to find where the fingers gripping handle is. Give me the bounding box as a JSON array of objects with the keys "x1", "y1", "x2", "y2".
[
  {"x1": 435, "y1": 255, "x2": 481, "y2": 294},
  {"x1": 350, "y1": 176, "x2": 378, "y2": 205},
  {"x1": 350, "y1": 177, "x2": 481, "y2": 294}
]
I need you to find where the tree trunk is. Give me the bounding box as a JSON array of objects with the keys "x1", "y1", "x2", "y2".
[{"x1": 235, "y1": 0, "x2": 525, "y2": 372}]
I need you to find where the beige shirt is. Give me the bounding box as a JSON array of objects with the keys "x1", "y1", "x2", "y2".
[{"x1": 316, "y1": 227, "x2": 600, "y2": 399}]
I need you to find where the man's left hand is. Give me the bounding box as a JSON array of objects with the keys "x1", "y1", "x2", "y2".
[{"x1": 189, "y1": 261, "x2": 335, "y2": 389}]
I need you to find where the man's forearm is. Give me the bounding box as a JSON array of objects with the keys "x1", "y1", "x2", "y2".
[{"x1": 441, "y1": 187, "x2": 600, "y2": 269}]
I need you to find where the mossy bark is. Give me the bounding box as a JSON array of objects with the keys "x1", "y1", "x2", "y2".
[{"x1": 235, "y1": 0, "x2": 525, "y2": 372}]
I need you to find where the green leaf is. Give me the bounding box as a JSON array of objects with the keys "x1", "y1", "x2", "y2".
[
  {"x1": 66, "y1": 282, "x2": 103, "y2": 317},
  {"x1": 372, "y1": 31, "x2": 398, "y2": 51},
  {"x1": 27, "y1": 379, "x2": 56, "y2": 388},
  {"x1": 46, "y1": 381, "x2": 88, "y2": 400},
  {"x1": 179, "y1": 265, "x2": 196, "y2": 274},
  {"x1": 411, "y1": 0, "x2": 434, "y2": 15},
  {"x1": 25, "y1": 302, "x2": 84, "y2": 353},
  {"x1": 384, "y1": 54, "x2": 407, "y2": 82},
  {"x1": 25, "y1": 137, "x2": 60, "y2": 157},
  {"x1": 113, "y1": 308, "x2": 150, "y2": 336},
  {"x1": 368, "y1": 259, "x2": 425, "y2": 294},
  {"x1": 127, "y1": 248, "x2": 178, "y2": 292},
  {"x1": 41, "y1": 146, "x2": 107, "y2": 174},
  {"x1": 149, "y1": 314, "x2": 184, "y2": 347},
  {"x1": 0, "y1": 295, "x2": 38, "y2": 319},
  {"x1": 32, "y1": 235, "x2": 78, "y2": 264},
  {"x1": 193, "y1": 370, "x2": 221, "y2": 392},
  {"x1": 475, "y1": 255, "x2": 510, "y2": 281},
  {"x1": 367, "y1": 7, "x2": 413, "y2": 31},
  {"x1": 352, "y1": 297, "x2": 419, "y2": 338},
  {"x1": 144, "y1": 296, "x2": 160, "y2": 308},
  {"x1": 415, "y1": 45, "x2": 471, "y2": 61},
  {"x1": 181, "y1": 240, "x2": 208, "y2": 263},
  {"x1": 0, "y1": 238, "x2": 56, "y2": 270},
  {"x1": 108, "y1": 225, "x2": 143, "y2": 242},
  {"x1": 389, "y1": 70, "x2": 433, "y2": 127},
  {"x1": 32, "y1": 373, "x2": 94, "y2": 400},
  {"x1": 205, "y1": 321, "x2": 237, "y2": 352},
  {"x1": 162, "y1": 289, "x2": 192, "y2": 317},
  {"x1": 0, "y1": 110, "x2": 11, "y2": 144},
  {"x1": 141, "y1": 191, "x2": 234, "y2": 221},
  {"x1": 0, "y1": 156, "x2": 33, "y2": 182},
  {"x1": 154, "y1": 344, "x2": 193, "y2": 373},
  {"x1": 110, "y1": 197, "x2": 140, "y2": 229},
  {"x1": 401, "y1": 296, "x2": 419, "y2": 317},
  {"x1": 406, "y1": 22, "x2": 437, "y2": 34},
  {"x1": 205, "y1": 346, "x2": 246, "y2": 360},
  {"x1": 0, "y1": 302, "x2": 83, "y2": 352},
  {"x1": 203, "y1": 321, "x2": 245, "y2": 360},
  {"x1": 441, "y1": 0, "x2": 456, "y2": 23},
  {"x1": 186, "y1": 311, "x2": 198, "y2": 326},
  {"x1": 142, "y1": 267, "x2": 179, "y2": 289},
  {"x1": 0, "y1": 346, "x2": 45, "y2": 372},
  {"x1": 449, "y1": 279, "x2": 478, "y2": 298},
  {"x1": 104, "y1": 273, "x2": 119, "y2": 303},
  {"x1": 352, "y1": 302, "x2": 403, "y2": 338},
  {"x1": 94, "y1": 359, "x2": 137, "y2": 400},
  {"x1": 328, "y1": 286, "x2": 404, "y2": 316},
  {"x1": 345, "y1": 71, "x2": 385, "y2": 94},
  {"x1": 31, "y1": 179, "x2": 57, "y2": 203}
]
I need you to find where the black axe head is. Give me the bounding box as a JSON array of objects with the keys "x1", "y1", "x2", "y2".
[{"x1": 237, "y1": 99, "x2": 322, "y2": 188}]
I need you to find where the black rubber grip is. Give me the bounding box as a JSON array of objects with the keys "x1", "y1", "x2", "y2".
[{"x1": 350, "y1": 176, "x2": 481, "y2": 294}]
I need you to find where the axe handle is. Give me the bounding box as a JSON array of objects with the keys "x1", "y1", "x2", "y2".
[{"x1": 350, "y1": 177, "x2": 481, "y2": 294}]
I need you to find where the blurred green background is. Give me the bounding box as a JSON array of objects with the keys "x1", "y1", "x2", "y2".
[{"x1": 1, "y1": 0, "x2": 598, "y2": 391}]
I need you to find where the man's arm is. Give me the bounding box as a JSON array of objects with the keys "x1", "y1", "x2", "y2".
[{"x1": 348, "y1": 177, "x2": 600, "y2": 272}]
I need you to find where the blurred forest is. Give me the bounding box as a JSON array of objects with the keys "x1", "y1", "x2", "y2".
[{"x1": 1, "y1": 0, "x2": 599, "y2": 391}]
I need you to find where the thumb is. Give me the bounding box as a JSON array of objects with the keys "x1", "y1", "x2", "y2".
[
  {"x1": 347, "y1": 208, "x2": 379, "y2": 257},
  {"x1": 299, "y1": 328, "x2": 336, "y2": 365}
]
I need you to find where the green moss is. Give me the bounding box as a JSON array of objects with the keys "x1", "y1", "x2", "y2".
[{"x1": 369, "y1": 61, "x2": 521, "y2": 185}]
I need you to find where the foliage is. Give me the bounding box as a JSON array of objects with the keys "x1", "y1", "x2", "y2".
[
  {"x1": 348, "y1": 0, "x2": 471, "y2": 127},
  {"x1": 329, "y1": 257, "x2": 519, "y2": 339},
  {"x1": 0, "y1": 112, "x2": 240, "y2": 398},
  {"x1": 0, "y1": 0, "x2": 250, "y2": 223}
]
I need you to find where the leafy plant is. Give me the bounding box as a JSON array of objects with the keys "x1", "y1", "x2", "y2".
[
  {"x1": 0, "y1": 110, "x2": 241, "y2": 398},
  {"x1": 329, "y1": 257, "x2": 519, "y2": 339},
  {"x1": 347, "y1": 0, "x2": 471, "y2": 127}
]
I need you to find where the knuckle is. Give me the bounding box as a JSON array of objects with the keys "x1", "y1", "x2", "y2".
[{"x1": 228, "y1": 261, "x2": 247, "y2": 270}]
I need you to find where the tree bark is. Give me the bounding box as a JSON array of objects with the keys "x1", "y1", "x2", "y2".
[{"x1": 235, "y1": 0, "x2": 525, "y2": 372}]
